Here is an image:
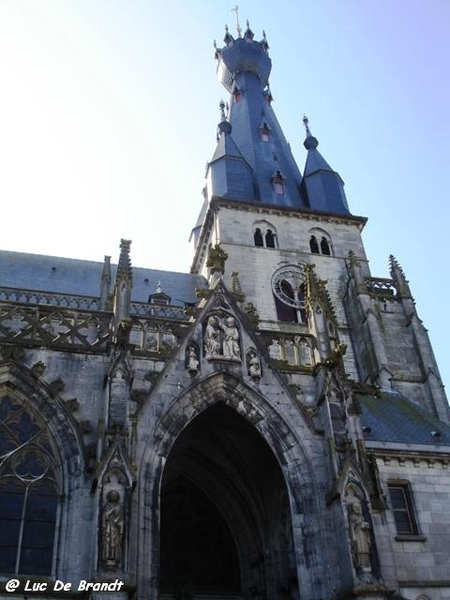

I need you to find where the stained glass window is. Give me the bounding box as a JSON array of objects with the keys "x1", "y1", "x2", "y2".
[{"x1": 0, "y1": 396, "x2": 59, "y2": 575}]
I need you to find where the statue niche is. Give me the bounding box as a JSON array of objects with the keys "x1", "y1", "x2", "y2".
[
  {"x1": 100, "y1": 471, "x2": 126, "y2": 571},
  {"x1": 186, "y1": 342, "x2": 200, "y2": 376},
  {"x1": 345, "y1": 486, "x2": 373, "y2": 581},
  {"x1": 203, "y1": 314, "x2": 241, "y2": 362}
]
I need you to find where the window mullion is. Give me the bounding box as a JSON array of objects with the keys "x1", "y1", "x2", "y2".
[{"x1": 15, "y1": 483, "x2": 29, "y2": 574}]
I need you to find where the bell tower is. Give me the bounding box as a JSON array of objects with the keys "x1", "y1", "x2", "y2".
[{"x1": 190, "y1": 21, "x2": 448, "y2": 420}]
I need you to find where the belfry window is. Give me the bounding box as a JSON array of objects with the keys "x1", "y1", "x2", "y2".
[
  {"x1": 265, "y1": 229, "x2": 276, "y2": 248},
  {"x1": 309, "y1": 230, "x2": 333, "y2": 256},
  {"x1": 320, "y1": 236, "x2": 331, "y2": 255},
  {"x1": 254, "y1": 228, "x2": 264, "y2": 247},
  {"x1": 0, "y1": 396, "x2": 59, "y2": 575},
  {"x1": 309, "y1": 235, "x2": 320, "y2": 254},
  {"x1": 253, "y1": 222, "x2": 278, "y2": 249}
]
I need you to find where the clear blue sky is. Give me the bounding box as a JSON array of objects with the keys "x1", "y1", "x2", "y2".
[{"x1": 0, "y1": 1, "x2": 448, "y2": 392}]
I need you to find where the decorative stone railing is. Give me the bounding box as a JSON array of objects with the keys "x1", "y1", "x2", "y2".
[
  {"x1": 0, "y1": 302, "x2": 111, "y2": 351},
  {"x1": 0, "y1": 287, "x2": 191, "y2": 320},
  {"x1": 130, "y1": 301, "x2": 188, "y2": 320},
  {"x1": 0, "y1": 286, "x2": 100, "y2": 310},
  {"x1": 365, "y1": 278, "x2": 396, "y2": 298}
]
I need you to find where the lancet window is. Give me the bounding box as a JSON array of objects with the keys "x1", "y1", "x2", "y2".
[{"x1": 0, "y1": 396, "x2": 60, "y2": 575}]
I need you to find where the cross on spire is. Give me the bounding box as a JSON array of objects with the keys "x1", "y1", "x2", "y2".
[{"x1": 232, "y1": 5, "x2": 242, "y2": 37}]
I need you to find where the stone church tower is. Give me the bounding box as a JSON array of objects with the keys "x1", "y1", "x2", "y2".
[{"x1": 1, "y1": 21, "x2": 449, "y2": 600}]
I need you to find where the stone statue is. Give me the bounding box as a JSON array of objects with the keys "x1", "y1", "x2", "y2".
[
  {"x1": 204, "y1": 316, "x2": 221, "y2": 356},
  {"x1": 347, "y1": 494, "x2": 372, "y2": 575},
  {"x1": 219, "y1": 316, "x2": 241, "y2": 360},
  {"x1": 101, "y1": 490, "x2": 124, "y2": 569},
  {"x1": 247, "y1": 351, "x2": 262, "y2": 379},
  {"x1": 187, "y1": 345, "x2": 199, "y2": 375}
]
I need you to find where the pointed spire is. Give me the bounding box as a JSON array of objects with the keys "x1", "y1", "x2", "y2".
[
  {"x1": 244, "y1": 19, "x2": 254, "y2": 41},
  {"x1": 117, "y1": 239, "x2": 133, "y2": 284},
  {"x1": 224, "y1": 24, "x2": 234, "y2": 46},
  {"x1": 389, "y1": 255, "x2": 412, "y2": 298},
  {"x1": 261, "y1": 30, "x2": 269, "y2": 54},
  {"x1": 301, "y1": 118, "x2": 350, "y2": 214},
  {"x1": 99, "y1": 255, "x2": 111, "y2": 310},
  {"x1": 207, "y1": 20, "x2": 306, "y2": 208},
  {"x1": 112, "y1": 239, "x2": 133, "y2": 341}
]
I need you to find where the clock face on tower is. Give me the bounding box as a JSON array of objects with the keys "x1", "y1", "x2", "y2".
[{"x1": 271, "y1": 266, "x2": 306, "y2": 308}]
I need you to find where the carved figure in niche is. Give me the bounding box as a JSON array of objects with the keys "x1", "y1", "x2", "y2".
[
  {"x1": 346, "y1": 491, "x2": 372, "y2": 575},
  {"x1": 299, "y1": 338, "x2": 313, "y2": 366},
  {"x1": 219, "y1": 316, "x2": 241, "y2": 360},
  {"x1": 268, "y1": 339, "x2": 282, "y2": 360},
  {"x1": 247, "y1": 350, "x2": 262, "y2": 379},
  {"x1": 101, "y1": 490, "x2": 124, "y2": 569},
  {"x1": 187, "y1": 345, "x2": 199, "y2": 375},
  {"x1": 204, "y1": 316, "x2": 221, "y2": 356}
]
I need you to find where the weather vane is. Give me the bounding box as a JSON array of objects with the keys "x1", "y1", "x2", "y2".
[{"x1": 232, "y1": 5, "x2": 242, "y2": 37}]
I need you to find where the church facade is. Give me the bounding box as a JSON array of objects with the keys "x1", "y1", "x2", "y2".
[{"x1": 1, "y1": 23, "x2": 450, "y2": 600}]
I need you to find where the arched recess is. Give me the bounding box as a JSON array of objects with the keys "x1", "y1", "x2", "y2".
[
  {"x1": 0, "y1": 361, "x2": 83, "y2": 576},
  {"x1": 138, "y1": 372, "x2": 324, "y2": 600}
]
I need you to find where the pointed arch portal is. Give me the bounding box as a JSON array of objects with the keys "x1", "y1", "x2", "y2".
[{"x1": 160, "y1": 402, "x2": 299, "y2": 598}]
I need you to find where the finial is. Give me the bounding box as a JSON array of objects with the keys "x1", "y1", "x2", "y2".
[
  {"x1": 244, "y1": 18, "x2": 254, "y2": 41},
  {"x1": 116, "y1": 239, "x2": 133, "y2": 284},
  {"x1": 217, "y1": 99, "x2": 232, "y2": 136},
  {"x1": 213, "y1": 39, "x2": 217, "y2": 49},
  {"x1": 219, "y1": 99, "x2": 226, "y2": 121},
  {"x1": 303, "y1": 115, "x2": 312, "y2": 137},
  {"x1": 389, "y1": 255, "x2": 412, "y2": 298},
  {"x1": 302, "y1": 115, "x2": 319, "y2": 150},
  {"x1": 232, "y1": 6, "x2": 242, "y2": 37},
  {"x1": 261, "y1": 29, "x2": 269, "y2": 54}
]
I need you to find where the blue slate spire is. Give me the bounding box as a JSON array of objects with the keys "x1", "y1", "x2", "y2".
[
  {"x1": 301, "y1": 116, "x2": 350, "y2": 215},
  {"x1": 207, "y1": 26, "x2": 305, "y2": 208}
]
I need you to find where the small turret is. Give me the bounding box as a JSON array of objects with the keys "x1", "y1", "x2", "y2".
[
  {"x1": 389, "y1": 255, "x2": 412, "y2": 299},
  {"x1": 302, "y1": 116, "x2": 350, "y2": 215}
]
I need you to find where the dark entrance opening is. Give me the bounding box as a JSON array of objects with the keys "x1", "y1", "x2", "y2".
[
  {"x1": 160, "y1": 402, "x2": 299, "y2": 598},
  {"x1": 160, "y1": 477, "x2": 240, "y2": 594}
]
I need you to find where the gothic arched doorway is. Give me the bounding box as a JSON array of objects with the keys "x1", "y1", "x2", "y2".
[{"x1": 160, "y1": 402, "x2": 299, "y2": 598}]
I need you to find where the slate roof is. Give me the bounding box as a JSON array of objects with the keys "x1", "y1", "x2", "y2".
[
  {"x1": 359, "y1": 391, "x2": 450, "y2": 446},
  {"x1": 0, "y1": 250, "x2": 207, "y2": 306}
]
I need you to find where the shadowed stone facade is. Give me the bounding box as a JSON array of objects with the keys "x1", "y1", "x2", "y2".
[{"x1": 1, "y1": 21, "x2": 450, "y2": 600}]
